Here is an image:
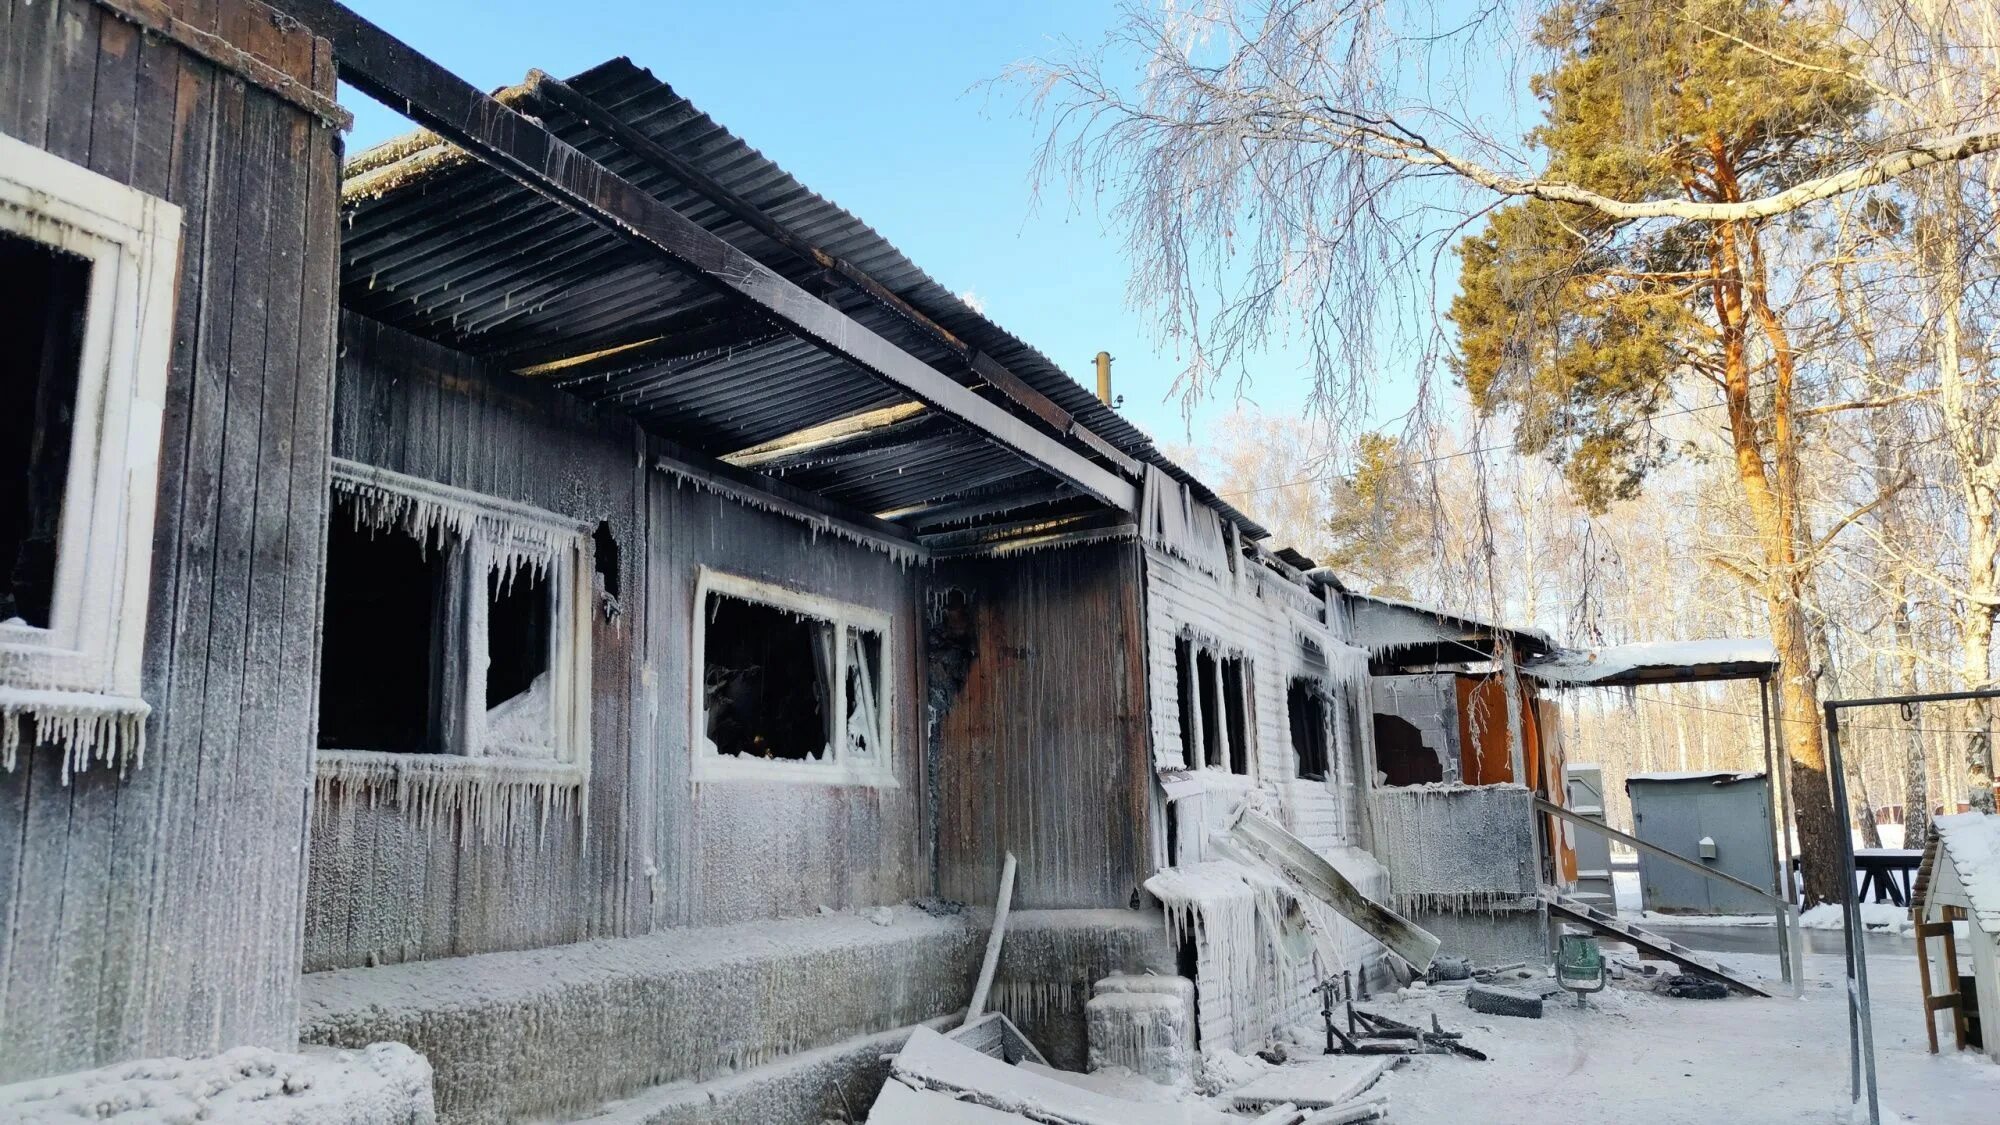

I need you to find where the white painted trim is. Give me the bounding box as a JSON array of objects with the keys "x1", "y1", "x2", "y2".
[
  {"x1": 691, "y1": 567, "x2": 896, "y2": 787},
  {"x1": 318, "y1": 463, "x2": 594, "y2": 784},
  {"x1": 0, "y1": 134, "x2": 183, "y2": 767}
]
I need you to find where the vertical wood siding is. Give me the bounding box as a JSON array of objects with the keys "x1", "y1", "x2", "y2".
[
  {"x1": 929, "y1": 543, "x2": 1153, "y2": 910},
  {"x1": 0, "y1": 0, "x2": 339, "y2": 1081},
  {"x1": 305, "y1": 315, "x2": 926, "y2": 969}
]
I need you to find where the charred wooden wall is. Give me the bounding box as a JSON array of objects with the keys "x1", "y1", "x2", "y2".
[
  {"x1": 305, "y1": 315, "x2": 926, "y2": 970},
  {"x1": 0, "y1": 0, "x2": 340, "y2": 1081},
  {"x1": 928, "y1": 542, "x2": 1153, "y2": 910}
]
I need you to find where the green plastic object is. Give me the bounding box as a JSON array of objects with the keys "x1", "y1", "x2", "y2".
[{"x1": 1557, "y1": 931, "x2": 1605, "y2": 1001}]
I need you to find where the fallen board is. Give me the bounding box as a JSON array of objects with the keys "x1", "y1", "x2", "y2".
[
  {"x1": 1543, "y1": 892, "x2": 1771, "y2": 997},
  {"x1": 1227, "y1": 809, "x2": 1441, "y2": 972},
  {"x1": 890, "y1": 1027, "x2": 1236, "y2": 1125},
  {"x1": 868, "y1": 1079, "x2": 1031, "y2": 1124},
  {"x1": 1225, "y1": 1057, "x2": 1391, "y2": 1110}
]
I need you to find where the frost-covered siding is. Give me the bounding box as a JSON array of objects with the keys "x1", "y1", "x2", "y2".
[
  {"x1": 305, "y1": 317, "x2": 924, "y2": 971},
  {"x1": 929, "y1": 543, "x2": 1153, "y2": 910},
  {"x1": 0, "y1": 0, "x2": 341, "y2": 1082},
  {"x1": 1135, "y1": 471, "x2": 1381, "y2": 1049}
]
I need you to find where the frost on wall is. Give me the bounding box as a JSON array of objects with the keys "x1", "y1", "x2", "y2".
[
  {"x1": 0, "y1": 685, "x2": 148, "y2": 780},
  {"x1": 1368, "y1": 784, "x2": 1539, "y2": 914}
]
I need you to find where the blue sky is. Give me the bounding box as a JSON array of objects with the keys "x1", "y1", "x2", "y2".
[{"x1": 340, "y1": 1, "x2": 1529, "y2": 459}]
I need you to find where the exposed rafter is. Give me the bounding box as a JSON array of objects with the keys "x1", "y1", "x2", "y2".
[{"x1": 279, "y1": 0, "x2": 1137, "y2": 513}]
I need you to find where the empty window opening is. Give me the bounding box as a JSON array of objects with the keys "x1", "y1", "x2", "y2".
[
  {"x1": 487, "y1": 566, "x2": 551, "y2": 708},
  {"x1": 846, "y1": 627, "x2": 884, "y2": 756},
  {"x1": 592, "y1": 519, "x2": 620, "y2": 599},
  {"x1": 1289, "y1": 679, "x2": 1331, "y2": 782},
  {"x1": 318, "y1": 508, "x2": 452, "y2": 753},
  {"x1": 1222, "y1": 657, "x2": 1250, "y2": 775},
  {"x1": 703, "y1": 592, "x2": 831, "y2": 761},
  {"x1": 1196, "y1": 650, "x2": 1222, "y2": 768},
  {"x1": 0, "y1": 231, "x2": 91, "y2": 629},
  {"x1": 1373, "y1": 713, "x2": 1444, "y2": 786},
  {"x1": 1174, "y1": 636, "x2": 1197, "y2": 768}
]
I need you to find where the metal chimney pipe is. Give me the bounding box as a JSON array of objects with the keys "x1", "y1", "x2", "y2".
[{"x1": 1094, "y1": 351, "x2": 1113, "y2": 405}]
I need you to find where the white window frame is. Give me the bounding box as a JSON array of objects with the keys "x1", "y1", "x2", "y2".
[
  {"x1": 314, "y1": 461, "x2": 594, "y2": 789},
  {"x1": 692, "y1": 568, "x2": 894, "y2": 787},
  {"x1": 0, "y1": 133, "x2": 183, "y2": 752},
  {"x1": 1172, "y1": 631, "x2": 1256, "y2": 782}
]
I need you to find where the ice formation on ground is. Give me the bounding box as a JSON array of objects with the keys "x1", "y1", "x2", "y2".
[{"x1": 0, "y1": 1043, "x2": 434, "y2": 1124}]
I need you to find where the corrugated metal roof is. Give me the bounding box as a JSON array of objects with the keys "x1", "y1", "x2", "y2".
[{"x1": 337, "y1": 57, "x2": 1265, "y2": 539}]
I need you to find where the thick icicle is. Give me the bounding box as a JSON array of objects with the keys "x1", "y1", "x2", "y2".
[
  {"x1": 0, "y1": 685, "x2": 150, "y2": 781},
  {"x1": 314, "y1": 750, "x2": 584, "y2": 845}
]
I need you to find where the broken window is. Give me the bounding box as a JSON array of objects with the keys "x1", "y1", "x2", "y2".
[
  {"x1": 0, "y1": 136, "x2": 182, "y2": 777},
  {"x1": 1, "y1": 231, "x2": 90, "y2": 630},
  {"x1": 317, "y1": 512, "x2": 454, "y2": 754},
  {"x1": 314, "y1": 460, "x2": 592, "y2": 772},
  {"x1": 1174, "y1": 636, "x2": 1198, "y2": 769},
  {"x1": 696, "y1": 570, "x2": 892, "y2": 783},
  {"x1": 1173, "y1": 635, "x2": 1253, "y2": 776},
  {"x1": 1373, "y1": 714, "x2": 1444, "y2": 786},
  {"x1": 1289, "y1": 679, "x2": 1331, "y2": 782},
  {"x1": 1222, "y1": 657, "x2": 1250, "y2": 775}
]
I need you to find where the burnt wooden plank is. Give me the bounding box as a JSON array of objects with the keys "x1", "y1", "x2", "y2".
[
  {"x1": 112, "y1": 18, "x2": 220, "y2": 1058},
  {"x1": 142, "y1": 67, "x2": 249, "y2": 1048},
  {"x1": 2, "y1": 0, "x2": 59, "y2": 145},
  {"x1": 183, "y1": 78, "x2": 280, "y2": 1042},
  {"x1": 41, "y1": 0, "x2": 102, "y2": 165},
  {"x1": 48, "y1": 8, "x2": 145, "y2": 1064}
]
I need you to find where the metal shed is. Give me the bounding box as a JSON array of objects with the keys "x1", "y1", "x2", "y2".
[{"x1": 1628, "y1": 771, "x2": 1780, "y2": 915}]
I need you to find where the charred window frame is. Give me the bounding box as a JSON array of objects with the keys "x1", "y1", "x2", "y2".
[
  {"x1": 693, "y1": 569, "x2": 893, "y2": 786},
  {"x1": 0, "y1": 134, "x2": 182, "y2": 774},
  {"x1": 1288, "y1": 678, "x2": 1333, "y2": 782},
  {"x1": 315, "y1": 461, "x2": 594, "y2": 786},
  {"x1": 1172, "y1": 633, "x2": 1253, "y2": 777}
]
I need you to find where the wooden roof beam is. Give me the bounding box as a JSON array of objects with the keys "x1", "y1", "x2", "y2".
[{"x1": 276, "y1": 0, "x2": 1137, "y2": 513}]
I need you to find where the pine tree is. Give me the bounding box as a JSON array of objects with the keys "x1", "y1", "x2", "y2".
[{"x1": 1449, "y1": 0, "x2": 1873, "y2": 905}]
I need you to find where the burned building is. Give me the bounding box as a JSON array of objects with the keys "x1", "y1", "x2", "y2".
[{"x1": 0, "y1": 3, "x2": 1600, "y2": 1123}]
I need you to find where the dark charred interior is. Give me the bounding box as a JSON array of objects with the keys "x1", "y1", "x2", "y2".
[
  {"x1": 1372, "y1": 713, "x2": 1444, "y2": 786},
  {"x1": 318, "y1": 510, "x2": 452, "y2": 753},
  {"x1": 1222, "y1": 657, "x2": 1250, "y2": 775},
  {"x1": 487, "y1": 566, "x2": 552, "y2": 708},
  {"x1": 1174, "y1": 636, "x2": 1197, "y2": 768},
  {"x1": 703, "y1": 592, "x2": 830, "y2": 760},
  {"x1": 0, "y1": 230, "x2": 91, "y2": 629},
  {"x1": 1289, "y1": 679, "x2": 1331, "y2": 782}
]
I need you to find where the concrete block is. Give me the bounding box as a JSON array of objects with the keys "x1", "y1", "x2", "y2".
[{"x1": 1465, "y1": 983, "x2": 1544, "y2": 1019}]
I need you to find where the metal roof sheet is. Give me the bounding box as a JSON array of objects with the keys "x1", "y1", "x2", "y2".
[{"x1": 337, "y1": 57, "x2": 1267, "y2": 539}]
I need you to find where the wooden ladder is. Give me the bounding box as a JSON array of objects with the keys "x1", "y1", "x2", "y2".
[{"x1": 1914, "y1": 905, "x2": 1968, "y2": 1053}]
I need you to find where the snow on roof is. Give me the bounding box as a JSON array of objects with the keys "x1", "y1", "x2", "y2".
[
  {"x1": 1627, "y1": 770, "x2": 1765, "y2": 785},
  {"x1": 1344, "y1": 592, "x2": 1555, "y2": 654},
  {"x1": 1934, "y1": 812, "x2": 2000, "y2": 935},
  {"x1": 1527, "y1": 638, "x2": 1777, "y2": 686}
]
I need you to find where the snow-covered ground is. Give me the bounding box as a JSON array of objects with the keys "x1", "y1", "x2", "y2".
[{"x1": 1330, "y1": 951, "x2": 1999, "y2": 1124}]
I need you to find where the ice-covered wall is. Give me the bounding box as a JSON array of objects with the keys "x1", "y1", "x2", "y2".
[
  {"x1": 1368, "y1": 785, "x2": 1539, "y2": 913},
  {"x1": 929, "y1": 544, "x2": 1154, "y2": 910},
  {"x1": 307, "y1": 316, "x2": 925, "y2": 970},
  {"x1": 0, "y1": 1, "x2": 341, "y2": 1081}
]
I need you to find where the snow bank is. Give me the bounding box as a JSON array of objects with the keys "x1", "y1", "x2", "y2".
[
  {"x1": 1800, "y1": 902, "x2": 1917, "y2": 937},
  {"x1": 0, "y1": 1044, "x2": 434, "y2": 1124}
]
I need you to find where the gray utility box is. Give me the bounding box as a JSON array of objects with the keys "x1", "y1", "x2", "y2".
[
  {"x1": 1565, "y1": 766, "x2": 1615, "y2": 909},
  {"x1": 1627, "y1": 771, "x2": 1778, "y2": 915}
]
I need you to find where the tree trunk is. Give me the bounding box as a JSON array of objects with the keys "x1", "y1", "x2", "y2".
[{"x1": 1897, "y1": 599, "x2": 1931, "y2": 849}]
